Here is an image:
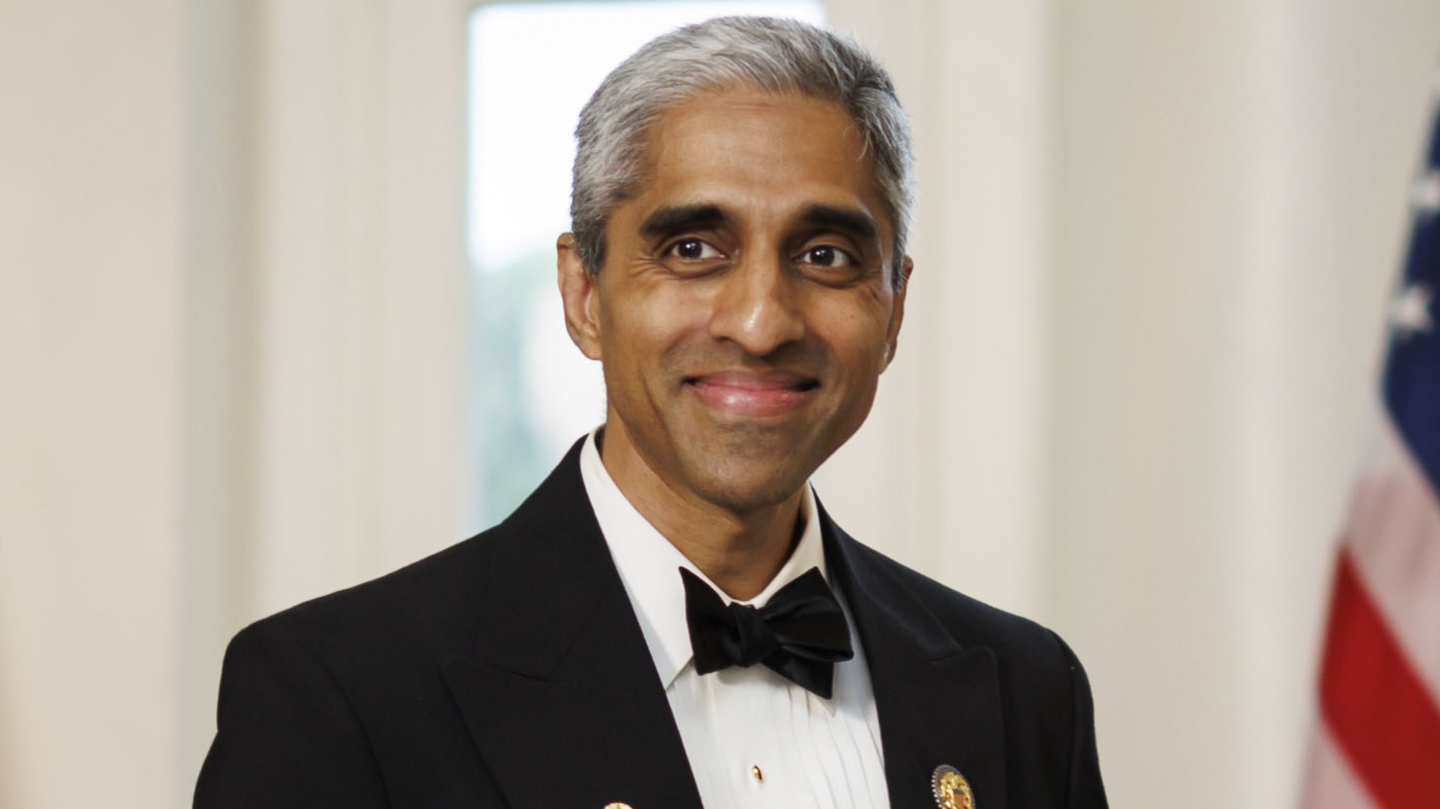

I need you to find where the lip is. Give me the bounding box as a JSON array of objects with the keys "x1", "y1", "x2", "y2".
[{"x1": 684, "y1": 370, "x2": 819, "y2": 418}]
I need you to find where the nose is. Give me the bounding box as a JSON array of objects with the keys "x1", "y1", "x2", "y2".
[{"x1": 708, "y1": 254, "x2": 805, "y2": 356}]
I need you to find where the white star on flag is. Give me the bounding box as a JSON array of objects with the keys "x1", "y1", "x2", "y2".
[
  {"x1": 1389, "y1": 283, "x2": 1434, "y2": 339},
  {"x1": 1410, "y1": 170, "x2": 1440, "y2": 216}
]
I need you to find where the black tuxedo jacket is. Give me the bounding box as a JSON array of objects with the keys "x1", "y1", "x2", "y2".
[{"x1": 195, "y1": 441, "x2": 1107, "y2": 808}]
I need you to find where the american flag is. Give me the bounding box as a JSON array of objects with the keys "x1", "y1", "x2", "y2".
[{"x1": 1301, "y1": 86, "x2": 1440, "y2": 808}]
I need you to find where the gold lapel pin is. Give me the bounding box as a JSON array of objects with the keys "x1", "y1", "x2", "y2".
[{"x1": 931, "y1": 764, "x2": 975, "y2": 809}]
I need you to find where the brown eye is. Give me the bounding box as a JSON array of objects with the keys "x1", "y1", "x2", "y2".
[
  {"x1": 667, "y1": 238, "x2": 721, "y2": 260},
  {"x1": 799, "y1": 245, "x2": 853, "y2": 268}
]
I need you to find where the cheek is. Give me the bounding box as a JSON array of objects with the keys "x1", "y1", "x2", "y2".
[
  {"x1": 810, "y1": 298, "x2": 893, "y2": 369},
  {"x1": 598, "y1": 288, "x2": 708, "y2": 372}
]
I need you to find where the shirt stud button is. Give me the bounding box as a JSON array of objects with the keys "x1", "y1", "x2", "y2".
[{"x1": 751, "y1": 764, "x2": 764, "y2": 783}]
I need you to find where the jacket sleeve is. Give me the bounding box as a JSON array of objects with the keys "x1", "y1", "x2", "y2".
[
  {"x1": 1057, "y1": 633, "x2": 1108, "y2": 809},
  {"x1": 194, "y1": 620, "x2": 390, "y2": 809}
]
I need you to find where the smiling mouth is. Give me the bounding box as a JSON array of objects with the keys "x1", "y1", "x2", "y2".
[{"x1": 684, "y1": 371, "x2": 820, "y2": 418}]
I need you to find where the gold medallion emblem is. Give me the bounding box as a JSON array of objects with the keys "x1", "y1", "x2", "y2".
[
  {"x1": 931, "y1": 764, "x2": 975, "y2": 809},
  {"x1": 602, "y1": 803, "x2": 632, "y2": 809}
]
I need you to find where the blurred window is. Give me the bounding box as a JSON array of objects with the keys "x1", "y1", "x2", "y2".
[{"x1": 466, "y1": 0, "x2": 825, "y2": 528}]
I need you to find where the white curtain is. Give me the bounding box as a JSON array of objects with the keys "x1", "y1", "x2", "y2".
[{"x1": 2, "y1": 1, "x2": 1438, "y2": 807}]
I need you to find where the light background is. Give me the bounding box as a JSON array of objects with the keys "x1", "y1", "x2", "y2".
[{"x1": 3, "y1": 1, "x2": 1439, "y2": 807}]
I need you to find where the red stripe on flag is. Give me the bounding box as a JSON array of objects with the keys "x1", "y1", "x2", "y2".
[{"x1": 1319, "y1": 549, "x2": 1440, "y2": 809}]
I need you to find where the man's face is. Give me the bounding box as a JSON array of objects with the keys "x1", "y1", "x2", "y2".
[{"x1": 559, "y1": 87, "x2": 909, "y2": 513}]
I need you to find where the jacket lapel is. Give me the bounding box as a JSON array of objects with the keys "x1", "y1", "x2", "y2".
[
  {"x1": 440, "y1": 443, "x2": 703, "y2": 809},
  {"x1": 821, "y1": 504, "x2": 1009, "y2": 809}
]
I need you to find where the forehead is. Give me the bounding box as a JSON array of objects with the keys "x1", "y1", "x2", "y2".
[{"x1": 627, "y1": 87, "x2": 887, "y2": 232}]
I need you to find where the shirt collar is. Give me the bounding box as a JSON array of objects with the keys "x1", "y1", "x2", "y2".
[{"x1": 578, "y1": 428, "x2": 829, "y2": 690}]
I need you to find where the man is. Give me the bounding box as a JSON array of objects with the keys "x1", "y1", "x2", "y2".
[{"x1": 196, "y1": 16, "x2": 1106, "y2": 809}]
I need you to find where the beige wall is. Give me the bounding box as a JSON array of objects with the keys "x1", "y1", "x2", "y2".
[
  {"x1": 1048, "y1": 3, "x2": 1440, "y2": 805},
  {"x1": 2, "y1": 2, "x2": 187, "y2": 806},
  {"x1": 3, "y1": 1, "x2": 1438, "y2": 807},
  {"x1": 2, "y1": 1, "x2": 469, "y2": 805}
]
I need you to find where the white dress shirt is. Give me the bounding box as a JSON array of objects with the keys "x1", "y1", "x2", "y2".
[{"x1": 579, "y1": 432, "x2": 891, "y2": 808}]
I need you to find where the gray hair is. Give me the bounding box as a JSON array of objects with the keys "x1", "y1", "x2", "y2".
[{"x1": 570, "y1": 16, "x2": 915, "y2": 288}]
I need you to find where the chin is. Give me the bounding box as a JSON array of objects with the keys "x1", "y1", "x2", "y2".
[{"x1": 685, "y1": 458, "x2": 810, "y2": 513}]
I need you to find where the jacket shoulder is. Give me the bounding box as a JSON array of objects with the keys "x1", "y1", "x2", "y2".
[
  {"x1": 845, "y1": 539, "x2": 1073, "y2": 658},
  {"x1": 228, "y1": 439, "x2": 596, "y2": 667},
  {"x1": 234, "y1": 525, "x2": 504, "y2": 665}
]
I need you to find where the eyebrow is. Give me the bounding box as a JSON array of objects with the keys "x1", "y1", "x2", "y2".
[
  {"x1": 639, "y1": 204, "x2": 731, "y2": 239},
  {"x1": 796, "y1": 204, "x2": 879, "y2": 243},
  {"x1": 637, "y1": 202, "x2": 881, "y2": 244}
]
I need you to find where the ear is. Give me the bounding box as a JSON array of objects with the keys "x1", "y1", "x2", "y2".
[
  {"x1": 882, "y1": 255, "x2": 912, "y2": 370},
  {"x1": 557, "y1": 233, "x2": 603, "y2": 360}
]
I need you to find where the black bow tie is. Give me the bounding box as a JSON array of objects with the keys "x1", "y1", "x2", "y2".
[{"x1": 681, "y1": 566, "x2": 854, "y2": 699}]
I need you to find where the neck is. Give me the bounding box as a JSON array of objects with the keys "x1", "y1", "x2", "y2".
[{"x1": 598, "y1": 426, "x2": 805, "y2": 602}]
